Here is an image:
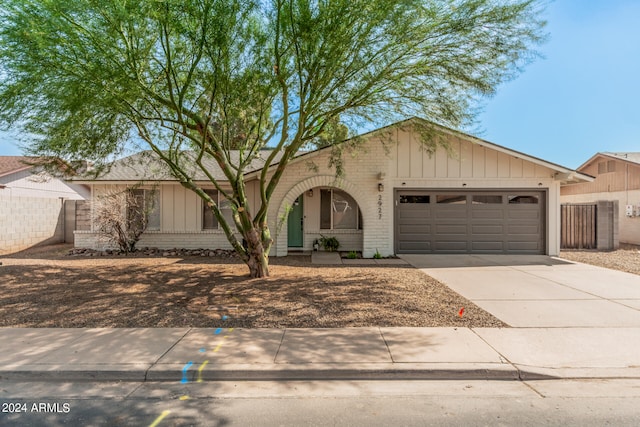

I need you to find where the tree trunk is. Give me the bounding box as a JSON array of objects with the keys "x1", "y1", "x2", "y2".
[
  {"x1": 243, "y1": 226, "x2": 270, "y2": 278},
  {"x1": 246, "y1": 249, "x2": 270, "y2": 278}
]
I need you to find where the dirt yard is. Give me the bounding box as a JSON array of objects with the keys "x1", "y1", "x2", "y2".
[
  {"x1": 560, "y1": 244, "x2": 640, "y2": 276},
  {"x1": 0, "y1": 245, "x2": 506, "y2": 328}
]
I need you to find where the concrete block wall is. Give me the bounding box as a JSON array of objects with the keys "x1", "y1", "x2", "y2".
[
  {"x1": 0, "y1": 194, "x2": 65, "y2": 255},
  {"x1": 596, "y1": 200, "x2": 619, "y2": 250}
]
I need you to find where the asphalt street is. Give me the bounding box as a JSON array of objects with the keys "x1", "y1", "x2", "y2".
[{"x1": 2, "y1": 380, "x2": 640, "y2": 426}]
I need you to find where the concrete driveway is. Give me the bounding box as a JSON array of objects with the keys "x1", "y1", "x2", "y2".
[{"x1": 400, "y1": 254, "x2": 640, "y2": 327}]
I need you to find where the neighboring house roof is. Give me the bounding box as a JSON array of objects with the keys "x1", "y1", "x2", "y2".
[
  {"x1": 577, "y1": 152, "x2": 640, "y2": 170},
  {"x1": 72, "y1": 117, "x2": 592, "y2": 184},
  {"x1": 0, "y1": 156, "x2": 35, "y2": 178}
]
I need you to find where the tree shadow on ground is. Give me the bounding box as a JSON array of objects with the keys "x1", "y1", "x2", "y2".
[{"x1": 0, "y1": 253, "x2": 506, "y2": 328}]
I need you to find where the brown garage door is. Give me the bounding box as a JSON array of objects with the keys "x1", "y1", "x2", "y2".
[{"x1": 395, "y1": 190, "x2": 545, "y2": 254}]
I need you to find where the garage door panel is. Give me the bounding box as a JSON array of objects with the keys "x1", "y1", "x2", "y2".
[
  {"x1": 508, "y1": 241, "x2": 542, "y2": 251},
  {"x1": 508, "y1": 224, "x2": 539, "y2": 235},
  {"x1": 434, "y1": 241, "x2": 468, "y2": 252},
  {"x1": 399, "y1": 211, "x2": 431, "y2": 220},
  {"x1": 471, "y1": 224, "x2": 504, "y2": 234},
  {"x1": 435, "y1": 224, "x2": 467, "y2": 234},
  {"x1": 435, "y1": 207, "x2": 467, "y2": 219},
  {"x1": 471, "y1": 241, "x2": 504, "y2": 251},
  {"x1": 399, "y1": 241, "x2": 432, "y2": 251},
  {"x1": 508, "y1": 210, "x2": 540, "y2": 220},
  {"x1": 399, "y1": 218, "x2": 431, "y2": 227},
  {"x1": 398, "y1": 232, "x2": 431, "y2": 241},
  {"x1": 396, "y1": 190, "x2": 545, "y2": 255},
  {"x1": 399, "y1": 225, "x2": 432, "y2": 235},
  {"x1": 471, "y1": 209, "x2": 505, "y2": 219}
]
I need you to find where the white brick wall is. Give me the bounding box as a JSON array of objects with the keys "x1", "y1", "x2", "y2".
[
  {"x1": 0, "y1": 194, "x2": 65, "y2": 255},
  {"x1": 74, "y1": 231, "x2": 238, "y2": 251},
  {"x1": 269, "y1": 140, "x2": 390, "y2": 258}
]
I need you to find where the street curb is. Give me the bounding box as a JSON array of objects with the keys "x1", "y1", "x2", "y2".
[
  {"x1": 4, "y1": 365, "x2": 640, "y2": 382},
  {"x1": 1, "y1": 363, "x2": 523, "y2": 382}
]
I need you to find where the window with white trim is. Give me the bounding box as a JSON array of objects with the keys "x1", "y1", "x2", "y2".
[
  {"x1": 320, "y1": 189, "x2": 362, "y2": 230},
  {"x1": 202, "y1": 189, "x2": 218, "y2": 230},
  {"x1": 129, "y1": 188, "x2": 160, "y2": 231},
  {"x1": 202, "y1": 189, "x2": 235, "y2": 230}
]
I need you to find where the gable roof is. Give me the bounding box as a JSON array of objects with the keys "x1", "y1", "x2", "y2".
[
  {"x1": 575, "y1": 152, "x2": 640, "y2": 171},
  {"x1": 73, "y1": 150, "x2": 284, "y2": 182},
  {"x1": 72, "y1": 117, "x2": 592, "y2": 184},
  {"x1": 250, "y1": 117, "x2": 592, "y2": 183},
  {"x1": 0, "y1": 156, "x2": 35, "y2": 178}
]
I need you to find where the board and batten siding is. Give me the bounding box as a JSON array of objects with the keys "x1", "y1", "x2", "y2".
[
  {"x1": 76, "y1": 182, "x2": 259, "y2": 250},
  {"x1": 561, "y1": 157, "x2": 640, "y2": 196},
  {"x1": 389, "y1": 128, "x2": 553, "y2": 180}
]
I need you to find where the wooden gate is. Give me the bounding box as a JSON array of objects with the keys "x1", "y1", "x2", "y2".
[{"x1": 561, "y1": 203, "x2": 597, "y2": 249}]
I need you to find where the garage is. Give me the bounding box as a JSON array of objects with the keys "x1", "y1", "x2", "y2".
[{"x1": 395, "y1": 190, "x2": 545, "y2": 254}]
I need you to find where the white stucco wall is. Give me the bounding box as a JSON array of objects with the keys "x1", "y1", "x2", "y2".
[{"x1": 0, "y1": 169, "x2": 89, "y2": 199}]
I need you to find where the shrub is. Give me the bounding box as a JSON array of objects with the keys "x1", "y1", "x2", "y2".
[{"x1": 319, "y1": 235, "x2": 340, "y2": 252}]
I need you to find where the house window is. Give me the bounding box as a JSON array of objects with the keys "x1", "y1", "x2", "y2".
[
  {"x1": 400, "y1": 195, "x2": 430, "y2": 203},
  {"x1": 436, "y1": 195, "x2": 467, "y2": 204},
  {"x1": 508, "y1": 195, "x2": 539, "y2": 204},
  {"x1": 472, "y1": 195, "x2": 502, "y2": 204},
  {"x1": 320, "y1": 189, "x2": 362, "y2": 230},
  {"x1": 202, "y1": 189, "x2": 236, "y2": 230},
  {"x1": 129, "y1": 188, "x2": 160, "y2": 231},
  {"x1": 202, "y1": 189, "x2": 218, "y2": 230}
]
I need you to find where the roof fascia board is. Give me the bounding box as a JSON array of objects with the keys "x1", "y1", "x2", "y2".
[{"x1": 0, "y1": 165, "x2": 33, "y2": 178}]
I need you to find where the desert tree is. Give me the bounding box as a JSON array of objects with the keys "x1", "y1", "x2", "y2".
[{"x1": 0, "y1": 0, "x2": 545, "y2": 277}]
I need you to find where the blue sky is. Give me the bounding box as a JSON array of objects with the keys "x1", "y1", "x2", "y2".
[
  {"x1": 476, "y1": 0, "x2": 640, "y2": 168},
  {"x1": 1, "y1": 0, "x2": 638, "y2": 169}
]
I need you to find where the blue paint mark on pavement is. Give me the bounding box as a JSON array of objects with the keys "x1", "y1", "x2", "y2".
[{"x1": 181, "y1": 361, "x2": 194, "y2": 384}]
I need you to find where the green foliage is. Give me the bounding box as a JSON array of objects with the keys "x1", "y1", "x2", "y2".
[
  {"x1": 319, "y1": 235, "x2": 340, "y2": 252},
  {"x1": 373, "y1": 250, "x2": 383, "y2": 259},
  {"x1": 347, "y1": 251, "x2": 358, "y2": 259},
  {"x1": 0, "y1": 0, "x2": 546, "y2": 277}
]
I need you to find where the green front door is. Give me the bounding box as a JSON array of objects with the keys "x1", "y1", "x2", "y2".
[{"x1": 287, "y1": 196, "x2": 304, "y2": 247}]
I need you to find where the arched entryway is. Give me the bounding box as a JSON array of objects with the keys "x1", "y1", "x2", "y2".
[{"x1": 276, "y1": 175, "x2": 367, "y2": 256}]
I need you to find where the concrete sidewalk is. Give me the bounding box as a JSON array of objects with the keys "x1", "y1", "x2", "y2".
[{"x1": 2, "y1": 327, "x2": 639, "y2": 382}]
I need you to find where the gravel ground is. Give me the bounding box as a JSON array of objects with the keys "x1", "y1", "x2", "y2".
[
  {"x1": 560, "y1": 244, "x2": 640, "y2": 276},
  {"x1": 0, "y1": 244, "x2": 506, "y2": 328}
]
